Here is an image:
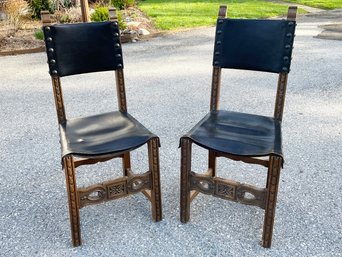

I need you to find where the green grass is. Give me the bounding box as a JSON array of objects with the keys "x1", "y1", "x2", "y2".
[
  {"x1": 139, "y1": 0, "x2": 304, "y2": 30},
  {"x1": 286, "y1": 0, "x2": 342, "y2": 10}
]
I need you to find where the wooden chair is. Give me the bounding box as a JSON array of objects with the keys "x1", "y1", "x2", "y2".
[
  {"x1": 41, "y1": 9, "x2": 162, "y2": 247},
  {"x1": 180, "y1": 5, "x2": 297, "y2": 248}
]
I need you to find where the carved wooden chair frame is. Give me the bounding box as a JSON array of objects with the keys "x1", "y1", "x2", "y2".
[
  {"x1": 41, "y1": 9, "x2": 162, "y2": 247},
  {"x1": 180, "y1": 5, "x2": 297, "y2": 248}
]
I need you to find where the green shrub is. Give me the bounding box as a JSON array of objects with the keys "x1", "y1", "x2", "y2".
[
  {"x1": 90, "y1": 6, "x2": 109, "y2": 22},
  {"x1": 91, "y1": 7, "x2": 127, "y2": 30},
  {"x1": 34, "y1": 28, "x2": 44, "y2": 40},
  {"x1": 111, "y1": 0, "x2": 124, "y2": 10},
  {"x1": 27, "y1": 0, "x2": 52, "y2": 19},
  {"x1": 117, "y1": 10, "x2": 127, "y2": 30},
  {"x1": 125, "y1": 0, "x2": 135, "y2": 7}
]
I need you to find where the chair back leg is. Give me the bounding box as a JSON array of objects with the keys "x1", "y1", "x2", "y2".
[
  {"x1": 122, "y1": 152, "x2": 131, "y2": 176},
  {"x1": 208, "y1": 151, "x2": 217, "y2": 177},
  {"x1": 63, "y1": 156, "x2": 81, "y2": 247},
  {"x1": 262, "y1": 156, "x2": 282, "y2": 248}
]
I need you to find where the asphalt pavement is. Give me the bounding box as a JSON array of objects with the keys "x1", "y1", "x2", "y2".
[{"x1": 0, "y1": 10, "x2": 341, "y2": 257}]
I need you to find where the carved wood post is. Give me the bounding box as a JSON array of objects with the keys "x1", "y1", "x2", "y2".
[
  {"x1": 63, "y1": 156, "x2": 81, "y2": 247},
  {"x1": 41, "y1": 11, "x2": 67, "y2": 124},
  {"x1": 274, "y1": 6, "x2": 297, "y2": 121},
  {"x1": 180, "y1": 138, "x2": 192, "y2": 223},
  {"x1": 109, "y1": 7, "x2": 131, "y2": 173},
  {"x1": 262, "y1": 155, "x2": 282, "y2": 248},
  {"x1": 148, "y1": 138, "x2": 162, "y2": 221},
  {"x1": 208, "y1": 5, "x2": 227, "y2": 176}
]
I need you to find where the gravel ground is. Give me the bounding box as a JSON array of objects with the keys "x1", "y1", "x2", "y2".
[{"x1": 0, "y1": 11, "x2": 341, "y2": 257}]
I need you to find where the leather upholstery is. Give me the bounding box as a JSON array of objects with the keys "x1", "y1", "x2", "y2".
[
  {"x1": 213, "y1": 19, "x2": 296, "y2": 73},
  {"x1": 43, "y1": 21, "x2": 123, "y2": 77},
  {"x1": 59, "y1": 111, "x2": 156, "y2": 158},
  {"x1": 183, "y1": 110, "x2": 282, "y2": 159}
]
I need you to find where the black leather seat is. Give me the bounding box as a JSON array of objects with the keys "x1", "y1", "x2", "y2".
[
  {"x1": 183, "y1": 110, "x2": 282, "y2": 158},
  {"x1": 60, "y1": 111, "x2": 155, "y2": 157},
  {"x1": 41, "y1": 9, "x2": 162, "y2": 247},
  {"x1": 180, "y1": 5, "x2": 297, "y2": 248}
]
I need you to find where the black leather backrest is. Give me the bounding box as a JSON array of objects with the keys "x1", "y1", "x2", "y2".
[
  {"x1": 213, "y1": 19, "x2": 296, "y2": 73},
  {"x1": 43, "y1": 21, "x2": 123, "y2": 77}
]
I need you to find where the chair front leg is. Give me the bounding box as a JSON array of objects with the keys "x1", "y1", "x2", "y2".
[
  {"x1": 180, "y1": 138, "x2": 192, "y2": 223},
  {"x1": 148, "y1": 138, "x2": 162, "y2": 221},
  {"x1": 262, "y1": 155, "x2": 282, "y2": 248},
  {"x1": 63, "y1": 156, "x2": 81, "y2": 247}
]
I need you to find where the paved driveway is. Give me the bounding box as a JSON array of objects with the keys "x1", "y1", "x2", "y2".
[{"x1": 0, "y1": 11, "x2": 341, "y2": 257}]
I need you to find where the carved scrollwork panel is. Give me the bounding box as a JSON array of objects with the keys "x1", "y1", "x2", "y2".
[
  {"x1": 107, "y1": 181, "x2": 127, "y2": 200},
  {"x1": 190, "y1": 172, "x2": 215, "y2": 195},
  {"x1": 236, "y1": 184, "x2": 266, "y2": 209},
  {"x1": 127, "y1": 172, "x2": 151, "y2": 193},
  {"x1": 79, "y1": 185, "x2": 107, "y2": 208},
  {"x1": 190, "y1": 172, "x2": 266, "y2": 209},
  {"x1": 214, "y1": 178, "x2": 239, "y2": 200}
]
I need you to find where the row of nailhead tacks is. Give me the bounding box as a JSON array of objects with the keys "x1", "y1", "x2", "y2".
[
  {"x1": 212, "y1": 19, "x2": 297, "y2": 73},
  {"x1": 43, "y1": 21, "x2": 124, "y2": 76}
]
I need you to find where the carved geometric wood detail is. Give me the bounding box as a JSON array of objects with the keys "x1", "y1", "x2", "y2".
[
  {"x1": 190, "y1": 172, "x2": 266, "y2": 209},
  {"x1": 274, "y1": 73, "x2": 288, "y2": 121},
  {"x1": 210, "y1": 67, "x2": 221, "y2": 111},
  {"x1": 63, "y1": 156, "x2": 81, "y2": 246},
  {"x1": 148, "y1": 138, "x2": 162, "y2": 221},
  {"x1": 115, "y1": 69, "x2": 127, "y2": 112},
  {"x1": 78, "y1": 172, "x2": 151, "y2": 208}
]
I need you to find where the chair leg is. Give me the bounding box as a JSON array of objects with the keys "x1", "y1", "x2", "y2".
[
  {"x1": 180, "y1": 138, "x2": 192, "y2": 223},
  {"x1": 262, "y1": 156, "x2": 282, "y2": 248},
  {"x1": 208, "y1": 150, "x2": 217, "y2": 176},
  {"x1": 63, "y1": 156, "x2": 81, "y2": 247},
  {"x1": 148, "y1": 138, "x2": 162, "y2": 221},
  {"x1": 122, "y1": 152, "x2": 131, "y2": 176}
]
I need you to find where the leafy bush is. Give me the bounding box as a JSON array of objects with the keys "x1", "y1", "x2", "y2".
[
  {"x1": 27, "y1": 0, "x2": 53, "y2": 19},
  {"x1": 34, "y1": 28, "x2": 44, "y2": 40},
  {"x1": 111, "y1": 0, "x2": 124, "y2": 10},
  {"x1": 125, "y1": 0, "x2": 135, "y2": 8},
  {"x1": 110, "y1": 0, "x2": 135, "y2": 9},
  {"x1": 90, "y1": 6, "x2": 109, "y2": 21},
  {"x1": 90, "y1": 6, "x2": 127, "y2": 30}
]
